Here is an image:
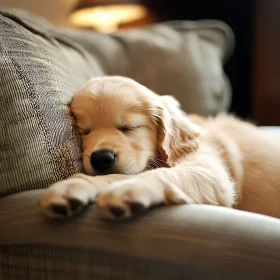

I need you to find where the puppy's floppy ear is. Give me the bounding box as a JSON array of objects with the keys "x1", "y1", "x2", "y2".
[{"x1": 156, "y1": 96, "x2": 200, "y2": 166}]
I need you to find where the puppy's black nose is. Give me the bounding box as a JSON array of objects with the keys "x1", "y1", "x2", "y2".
[{"x1": 90, "y1": 149, "x2": 116, "y2": 172}]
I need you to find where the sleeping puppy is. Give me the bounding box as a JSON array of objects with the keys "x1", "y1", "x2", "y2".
[{"x1": 40, "y1": 76, "x2": 280, "y2": 219}]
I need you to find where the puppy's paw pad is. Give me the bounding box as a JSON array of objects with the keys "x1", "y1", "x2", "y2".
[
  {"x1": 109, "y1": 206, "x2": 125, "y2": 217},
  {"x1": 40, "y1": 177, "x2": 100, "y2": 218},
  {"x1": 69, "y1": 198, "x2": 85, "y2": 212},
  {"x1": 128, "y1": 202, "x2": 145, "y2": 214},
  {"x1": 51, "y1": 204, "x2": 68, "y2": 217}
]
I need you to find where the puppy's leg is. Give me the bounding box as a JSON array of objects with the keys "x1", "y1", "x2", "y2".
[
  {"x1": 96, "y1": 154, "x2": 236, "y2": 219},
  {"x1": 39, "y1": 173, "x2": 130, "y2": 218}
]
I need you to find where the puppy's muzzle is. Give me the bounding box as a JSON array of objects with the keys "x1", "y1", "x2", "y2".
[{"x1": 90, "y1": 149, "x2": 117, "y2": 173}]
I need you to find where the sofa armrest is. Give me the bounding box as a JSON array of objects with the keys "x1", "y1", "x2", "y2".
[{"x1": 1, "y1": 190, "x2": 280, "y2": 279}]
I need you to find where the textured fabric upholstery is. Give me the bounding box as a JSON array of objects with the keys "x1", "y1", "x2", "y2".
[{"x1": 0, "y1": 7, "x2": 233, "y2": 196}]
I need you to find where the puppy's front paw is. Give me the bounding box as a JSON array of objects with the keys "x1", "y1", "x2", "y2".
[
  {"x1": 97, "y1": 177, "x2": 196, "y2": 219},
  {"x1": 39, "y1": 177, "x2": 99, "y2": 218},
  {"x1": 96, "y1": 178, "x2": 165, "y2": 219}
]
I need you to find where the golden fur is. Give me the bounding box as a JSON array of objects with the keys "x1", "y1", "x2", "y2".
[{"x1": 40, "y1": 76, "x2": 280, "y2": 219}]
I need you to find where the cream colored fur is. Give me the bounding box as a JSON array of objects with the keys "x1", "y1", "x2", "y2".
[{"x1": 40, "y1": 76, "x2": 280, "y2": 219}]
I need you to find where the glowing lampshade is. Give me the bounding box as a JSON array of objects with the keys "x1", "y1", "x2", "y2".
[{"x1": 69, "y1": 0, "x2": 148, "y2": 32}]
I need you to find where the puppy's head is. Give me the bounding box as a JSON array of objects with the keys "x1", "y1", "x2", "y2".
[{"x1": 70, "y1": 76, "x2": 200, "y2": 175}]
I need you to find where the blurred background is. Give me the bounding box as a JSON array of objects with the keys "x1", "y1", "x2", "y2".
[{"x1": 1, "y1": 0, "x2": 279, "y2": 125}]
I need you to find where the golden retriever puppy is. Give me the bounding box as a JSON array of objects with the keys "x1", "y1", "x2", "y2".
[{"x1": 40, "y1": 76, "x2": 280, "y2": 219}]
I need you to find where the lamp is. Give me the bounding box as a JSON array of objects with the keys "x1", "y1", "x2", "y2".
[{"x1": 69, "y1": 0, "x2": 149, "y2": 32}]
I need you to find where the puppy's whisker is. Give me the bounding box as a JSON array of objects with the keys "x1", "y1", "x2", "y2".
[
  {"x1": 148, "y1": 158, "x2": 168, "y2": 169},
  {"x1": 154, "y1": 158, "x2": 168, "y2": 165},
  {"x1": 145, "y1": 164, "x2": 153, "y2": 171},
  {"x1": 148, "y1": 159, "x2": 159, "y2": 169}
]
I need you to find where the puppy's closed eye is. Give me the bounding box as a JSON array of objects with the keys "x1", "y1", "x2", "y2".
[{"x1": 118, "y1": 125, "x2": 138, "y2": 135}]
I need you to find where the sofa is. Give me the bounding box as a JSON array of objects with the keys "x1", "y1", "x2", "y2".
[{"x1": 1, "y1": 7, "x2": 280, "y2": 280}]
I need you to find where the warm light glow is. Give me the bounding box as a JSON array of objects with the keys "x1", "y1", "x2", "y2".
[{"x1": 69, "y1": 4, "x2": 148, "y2": 32}]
